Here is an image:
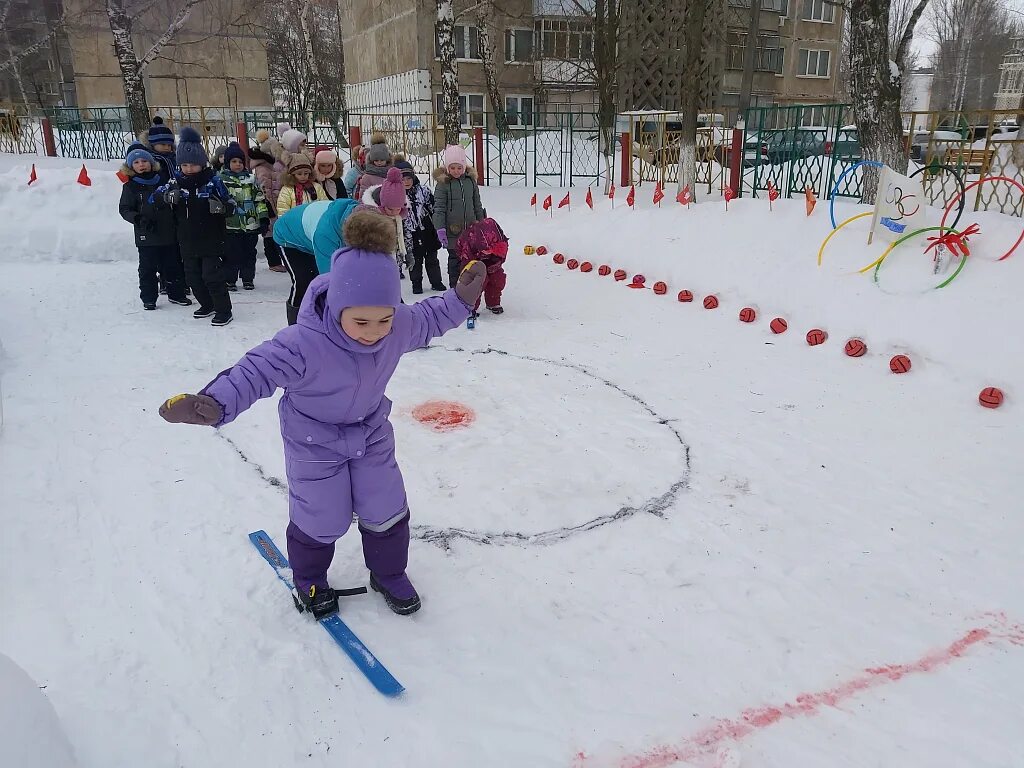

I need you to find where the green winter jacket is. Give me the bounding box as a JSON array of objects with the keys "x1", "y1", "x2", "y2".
[
  {"x1": 219, "y1": 169, "x2": 270, "y2": 233},
  {"x1": 431, "y1": 166, "x2": 484, "y2": 245}
]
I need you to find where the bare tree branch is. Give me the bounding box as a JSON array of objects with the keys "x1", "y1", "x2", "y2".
[
  {"x1": 895, "y1": 0, "x2": 929, "y2": 70},
  {"x1": 139, "y1": 0, "x2": 206, "y2": 69}
]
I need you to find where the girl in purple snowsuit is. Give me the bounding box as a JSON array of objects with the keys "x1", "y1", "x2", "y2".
[{"x1": 159, "y1": 210, "x2": 487, "y2": 617}]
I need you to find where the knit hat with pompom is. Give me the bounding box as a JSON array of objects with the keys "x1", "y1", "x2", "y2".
[
  {"x1": 327, "y1": 210, "x2": 401, "y2": 314},
  {"x1": 175, "y1": 126, "x2": 208, "y2": 167}
]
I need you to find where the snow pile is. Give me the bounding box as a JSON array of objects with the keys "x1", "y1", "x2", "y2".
[
  {"x1": 0, "y1": 157, "x2": 134, "y2": 264},
  {"x1": 0, "y1": 652, "x2": 78, "y2": 768}
]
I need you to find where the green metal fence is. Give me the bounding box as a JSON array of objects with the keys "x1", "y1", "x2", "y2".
[{"x1": 47, "y1": 107, "x2": 134, "y2": 161}]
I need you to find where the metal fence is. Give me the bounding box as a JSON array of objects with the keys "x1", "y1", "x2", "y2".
[{"x1": 740, "y1": 104, "x2": 1024, "y2": 216}]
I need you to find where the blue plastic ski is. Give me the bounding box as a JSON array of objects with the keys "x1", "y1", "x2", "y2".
[
  {"x1": 248, "y1": 530, "x2": 405, "y2": 697},
  {"x1": 467, "y1": 314, "x2": 476, "y2": 330}
]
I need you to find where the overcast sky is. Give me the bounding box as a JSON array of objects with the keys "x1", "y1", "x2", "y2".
[{"x1": 912, "y1": 0, "x2": 1024, "y2": 61}]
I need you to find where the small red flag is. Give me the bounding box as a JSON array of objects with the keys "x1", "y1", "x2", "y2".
[
  {"x1": 543, "y1": 194, "x2": 553, "y2": 211},
  {"x1": 724, "y1": 186, "x2": 736, "y2": 203},
  {"x1": 767, "y1": 180, "x2": 780, "y2": 202},
  {"x1": 586, "y1": 187, "x2": 594, "y2": 209},
  {"x1": 626, "y1": 185, "x2": 635, "y2": 208},
  {"x1": 27, "y1": 163, "x2": 37, "y2": 186},
  {"x1": 77, "y1": 164, "x2": 92, "y2": 187},
  {"x1": 558, "y1": 191, "x2": 570, "y2": 209},
  {"x1": 530, "y1": 193, "x2": 537, "y2": 206},
  {"x1": 652, "y1": 182, "x2": 665, "y2": 205},
  {"x1": 676, "y1": 185, "x2": 692, "y2": 206},
  {"x1": 608, "y1": 183, "x2": 616, "y2": 199},
  {"x1": 116, "y1": 168, "x2": 130, "y2": 184},
  {"x1": 805, "y1": 185, "x2": 817, "y2": 216}
]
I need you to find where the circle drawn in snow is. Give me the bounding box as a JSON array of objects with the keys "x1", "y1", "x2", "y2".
[
  {"x1": 396, "y1": 347, "x2": 691, "y2": 548},
  {"x1": 412, "y1": 400, "x2": 476, "y2": 431}
]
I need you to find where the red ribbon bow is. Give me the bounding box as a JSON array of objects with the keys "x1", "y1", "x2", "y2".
[{"x1": 925, "y1": 223, "x2": 981, "y2": 258}]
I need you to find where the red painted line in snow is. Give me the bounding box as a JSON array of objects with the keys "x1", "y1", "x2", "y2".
[{"x1": 576, "y1": 614, "x2": 1024, "y2": 768}]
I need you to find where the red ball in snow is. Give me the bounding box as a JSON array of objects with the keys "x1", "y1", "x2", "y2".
[
  {"x1": 889, "y1": 354, "x2": 911, "y2": 373},
  {"x1": 845, "y1": 338, "x2": 867, "y2": 357},
  {"x1": 553, "y1": 253, "x2": 565, "y2": 264},
  {"x1": 566, "y1": 258, "x2": 580, "y2": 270},
  {"x1": 677, "y1": 290, "x2": 694, "y2": 302},
  {"x1": 631, "y1": 274, "x2": 646, "y2": 286},
  {"x1": 703, "y1": 295, "x2": 719, "y2": 309},
  {"x1": 739, "y1": 307, "x2": 756, "y2": 323},
  {"x1": 653, "y1": 281, "x2": 668, "y2": 295},
  {"x1": 806, "y1": 328, "x2": 828, "y2": 346},
  {"x1": 769, "y1": 317, "x2": 788, "y2": 334},
  {"x1": 580, "y1": 261, "x2": 593, "y2": 273},
  {"x1": 537, "y1": 246, "x2": 549, "y2": 255},
  {"x1": 598, "y1": 265, "x2": 611, "y2": 276},
  {"x1": 614, "y1": 269, "x2": 627, "y2": 281},
  {"x1": 979, "y1": 387, "x2": 1004, "y2": 409}
]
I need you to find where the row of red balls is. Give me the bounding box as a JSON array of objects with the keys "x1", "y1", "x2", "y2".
[{"x1": 544, "y1": 250, "x2": 1006, "y2": 409}]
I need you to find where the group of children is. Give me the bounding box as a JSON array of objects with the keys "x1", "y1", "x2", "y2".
[{"x1": 119, "y1": 117, "x2": 509, "y2": 328}]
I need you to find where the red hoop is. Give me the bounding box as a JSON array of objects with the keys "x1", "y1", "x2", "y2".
[{"x1": 939, "y1": 175, "x2": 1024, "y2": 261}]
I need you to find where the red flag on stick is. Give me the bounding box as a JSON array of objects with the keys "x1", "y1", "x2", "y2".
[
  {"x1": 626, "y1": 184, "x2": 635, "y2": 208},
  {"x1": 77, "y1": 164, "x2": 92, "y2": 187},
  {"x1": 652, "y1": 182, "x2": 665, "y2": 206},
  {"x1": 724, "y1": 186, "x2": 735, "y2": 209},
  {"x1": 676, "y1": 184, "x2": 692, "y2": 207},
  {"x1": 558, "y1": 191, "x2": 570, "y2": 209},
  {"x1": 767, "y1": 180, "x2": 779, "y2": 210},
  {"x1": 116, "y1": 168, "x2": 130, "y2": 184},
  {"x1": 530, "y1": 193, "x2": 537, "y2": 206},
  {"x1": 543, "y1": 194, "x2": 552, "y2": 211},
  {"x1": 805, "y1": 185, "x2": 817, "y2": 216},
  {"x1": 27, "y1": 163, "x2": 37, "y2": 186},
  {"x1": 586, "y1": 187, "x2": 594, "y2": 209}
]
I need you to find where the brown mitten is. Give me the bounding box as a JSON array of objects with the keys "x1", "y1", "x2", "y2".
[
  {"x1": 159, "y1": 394, "x2": 223, "y2": 426},
  {"x1": 455, "y1": 260, "x2": 487, "y2": 308}
]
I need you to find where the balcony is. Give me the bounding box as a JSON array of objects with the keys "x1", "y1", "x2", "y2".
[{"x1": 535, "y1": 58, "x2": 596, "y2": 86}]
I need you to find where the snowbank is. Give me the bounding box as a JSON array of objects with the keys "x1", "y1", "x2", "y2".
[{"x1": 0, "y1": 652, "x2": 78, "y2": 768}]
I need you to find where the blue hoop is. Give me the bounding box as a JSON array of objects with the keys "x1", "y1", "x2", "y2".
[{"x1": 829, "y1": 160, "x2": 884, "y2": 229}]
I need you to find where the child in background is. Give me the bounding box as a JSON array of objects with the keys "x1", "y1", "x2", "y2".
[
  {"x1": 158, "y1": 212, "x2": 488, "y2": 617},
  {"x1": 155, "y1": 127, "x2": 237, "y2": 327},
  {"x1": 118, "y1": 146, "x2": 191, "y2": 310},
  {"x1": 145, "y1": 116, "x2": 178, "y2": 177},
  {"x1": 343, "y1": 144, "x2": 362, "y2": 194},
  {"x1": 364, "y1": 168, "x2": 412, "y2": 279},
  {"x1": 280, "y1": 127, "x2": 315, "y2": 168},
  {"x1": 277, "y1": 155, "x2": 326, "y2": 215},
  {"x1": 315, "y1": 149, "x2": 348, "y2": 200},
  {"x1": 248, "y1": 141, "x2": 288, "y2": 273},
  {"x1": 353, "y1": 133, "x2": 392, "y2": 199},
  {"x1": 456, "y1": 217, "x2": 508, "y2": 316},
  {"x1": 432, "y1": 144, "x2": 485, "y2": 290},
  {"x1": 219, "y1": 142, "x2": 270, "y2": 291},
  {"x1": 395, "y1": 158, "x2": 445, "y2": 294},
  {"x1": 211, "y1": 145, "x2": 228, "y2": 173}
]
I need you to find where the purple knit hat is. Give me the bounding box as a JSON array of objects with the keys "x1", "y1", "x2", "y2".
[
  {"x1": 326, "y1": 211, "x2": 401, "y2": 314},
  {"x1": 378, "y1": 167, "x2": 406, "y2": 209}
]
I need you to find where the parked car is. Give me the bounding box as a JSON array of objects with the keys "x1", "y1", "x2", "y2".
[
  {"x1": 907, "y1": 130, "x2": 962, "y2": 162},
  {"x1": 824, "y1": 127, "x2": 861, "y2": 161},
  {"x1": 762, "y1": 127, "x2": 828, "y2": 164}
]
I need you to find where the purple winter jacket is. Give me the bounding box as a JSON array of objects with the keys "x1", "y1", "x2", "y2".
[{"x1": 202, "y1": 274, "x2": 471, "y2": 542}]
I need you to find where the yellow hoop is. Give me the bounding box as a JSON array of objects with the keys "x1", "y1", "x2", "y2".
[{"x1": 816, "y1": 211, "x2": 874, "y2": 266}]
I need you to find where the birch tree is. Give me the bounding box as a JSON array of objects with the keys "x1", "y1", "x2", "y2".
[
  {"x1": 437, "y1": 0, "x2": 460, "y2": 145},
  {"x1": 849, "y1": 0, "x2": 929, "y2": 203},
  {"x1": 476, "y1": 2, "x2": 510, "y2": 139},
  {"x1": 105, "y1": 0, "x2": 206, "y2": 135},
  {"x1": 675, "y1": 0, "x2": 711, "y2": 197}
]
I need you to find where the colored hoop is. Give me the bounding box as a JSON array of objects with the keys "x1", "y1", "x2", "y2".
[
  {"x1": 817, "y1": 211, "x2": 874, "y2": 266},
  {"x1": 938, "y1": 175, "x2": 1024, "y2": 261},
  {"x1": 867, "y1": 226, "x2": 969, "y2": 290},
  {"x1": 828, "y1": 160, "x2": 884, "y2": 229}
]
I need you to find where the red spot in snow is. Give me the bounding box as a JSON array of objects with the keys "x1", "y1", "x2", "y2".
[
  {"x1": 573, "y1": 616, "x2": 1024, "y2": 768},
  {"x1": 412, "y1": 400, "x2": 476, "y2": 432}
]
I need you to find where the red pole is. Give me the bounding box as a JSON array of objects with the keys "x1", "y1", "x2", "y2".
[
  {"x1": 235, "y1": 121, "x2": 249, "y2": 154},
  {"x1": 349, "y1": 125, "x2": 362, "y2": 152},
  {"x1": 474, "y1": 127, "x2": 485, "y2": 185},
  {"x1": 729, "y1": 127, "x2": 743, "y2": 198},
  {"x1": 41, "y1": 117, "x2": 56, "y2": 157},
  {"x1": 620, "y1": 131, "x2": 631, "y2": 187}
]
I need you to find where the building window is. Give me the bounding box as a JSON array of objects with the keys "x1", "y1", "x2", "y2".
[
  {"x1": 505, "y1": 95, "x2": 534, "y2": 126},
  {"x1": 800, "y1": 0, "x2": 834, "y2": 22},
  {"x1": 435, "y1": 25, "x2": 481, "y2": 60},
  {"x1": 726, "y1": 32, "x2": 784, "y2": 74},
  {"x1": 534, "y1": 18, "x2": 593, "y2": 60},
  {"x1": 780, "y1": 0, "x2": 789, "y2": 17},
  {"x1": 505, "y1": 28, "x2": 533, "y2": 63},
  {"x1": 436, "y1": 93, "x2": 485, "y2": 128},
  {"x1": 797, "y1": 48, "x2": 831, "y2": 78}
]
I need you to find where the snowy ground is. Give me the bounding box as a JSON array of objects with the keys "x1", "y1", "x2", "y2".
[{"x1": 1, "y1": 156, "x2": 1023, "y2": 768}]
